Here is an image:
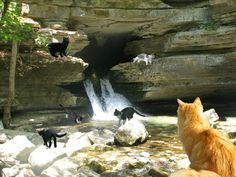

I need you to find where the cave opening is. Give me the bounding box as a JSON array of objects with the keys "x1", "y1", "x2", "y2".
[{"x1": 75, "y1": 32, "x2": 139, "y2": 77}]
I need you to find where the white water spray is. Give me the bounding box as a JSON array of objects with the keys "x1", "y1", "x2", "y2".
[{"x1": 83, "y1": 78, "x2": 132, "y2": 120}]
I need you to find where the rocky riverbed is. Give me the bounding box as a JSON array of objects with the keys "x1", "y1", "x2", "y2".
[{"x1": 0, "y1": 113, "x2": 235, "y2": 177}]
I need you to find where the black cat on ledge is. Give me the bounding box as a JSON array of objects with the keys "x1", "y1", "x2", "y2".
[{"x1": 48, "y1": 36, "x2": 69, "y2": 57}]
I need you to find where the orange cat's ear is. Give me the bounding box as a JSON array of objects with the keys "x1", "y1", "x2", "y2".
[
  {"x1": 193, "y1": 97, "x2": 202, "y2": 105},
  {"x1": 177, "y1": 98, "x2": 184, "y2": 106}
]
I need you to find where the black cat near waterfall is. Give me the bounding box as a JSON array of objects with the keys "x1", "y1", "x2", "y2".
[
  {"x1": 48, "y1": 36, "x2": 69, "y2": 57},
  {"x1": 37, "y1": 128, "x2": 67, "y2": 148},
  {"x1": 114, "y1": 107, "x2": 145, "y2": 125}
]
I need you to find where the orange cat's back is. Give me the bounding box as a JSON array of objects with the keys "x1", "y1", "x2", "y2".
[{"x1": 174, "y1": 97, "x2": 236, "y2": 177}]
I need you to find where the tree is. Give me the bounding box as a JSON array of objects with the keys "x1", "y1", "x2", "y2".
[{"x1": 0, "y1": 1, "x2": 34, "y2": 128}]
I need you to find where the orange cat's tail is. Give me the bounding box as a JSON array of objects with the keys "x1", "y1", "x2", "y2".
[{"x1": 170, "y1": 168, "x2": 221, "y2": 177}]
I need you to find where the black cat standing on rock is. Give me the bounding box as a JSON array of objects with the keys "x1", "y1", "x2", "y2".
[
  {"x1": 37, "y1": 128, "x2": 67, "y2": 148},
  {"x1": 114, "y1": 107, "x2": 145, "y2": 125},
  {"x1": 48, "y1": 36, "x2": 69, "y2": 57}
]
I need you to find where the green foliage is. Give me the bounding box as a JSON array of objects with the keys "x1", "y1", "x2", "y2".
[
  {"x1": 34, "y1": 33, "x2": 50, "y2": 49},
  {"x1": 0, "y1": 1, "x2": 34, "y2": 43},
  {"x1": 203, "y1": 20, "x2": 219, "y2": 31}
]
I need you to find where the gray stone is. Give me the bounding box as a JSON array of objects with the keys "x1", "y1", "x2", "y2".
[
  {"x1": 87, "y1": 129, "x2": 115, "y2": 145},
  {"x1": 114, "y1": 118, "x2": 149, "y2": 146},
  {"x1": 65, "y1": 132, "x2": 92, "y2": 157},
  {"x1": 0, "y1": 135, "x2": 35, "y2": 158},
  {"x1": 28, "y1": 143, "x2": 66, "y2": 174},
  {"x1": 41, "y1": 157, "x2": 80, "y2": 177}
]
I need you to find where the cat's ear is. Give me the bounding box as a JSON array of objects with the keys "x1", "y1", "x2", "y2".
[
  {"x1": 177, "y1": 98, "x2": 184, "y2": 106},
  {"x1": 193, "y1": 97, "x2": 202, "y2": 105}
]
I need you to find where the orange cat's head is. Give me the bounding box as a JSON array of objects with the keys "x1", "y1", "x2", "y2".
[{"x1": 177, "y1": 97, "x2": 203, "y2": 121}]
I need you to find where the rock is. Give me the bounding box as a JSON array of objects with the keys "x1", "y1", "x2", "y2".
[
  {"x1": 2, "y1": 164, "x2": 35, "y2": 177},
  {"x1": 176, "y1": 158, "x2": 191, "y2": 169},
  {"x1": 87, "y1": 128, "x2": 115, "y2": 145},
  {"x1": 0, "y1": 133, "x2": 8, "y2": 143},
  {"x1": 85, "y1": 144, "x2": 114, "y2": 153},
  {"x1": 114, "y1": 118, "x2": 149, "y2": 146},
  {"x1": 77, "y1": 166, "x2": 101, "y2": 177},
  {"x1": 88, "y1": 157, "x2": 115, "y2": 174},
  {"x1": 65, "y1": 132, "x2": 92, "y2": 157},
  {"x1": 41, "y1": 157, "x2": 80, "y2": 177},
  {"x1": 28, "y1": 143, "x2": 65, "y2": 174},
  {"x1": 16, "y1": 168, "x2": 36, "y2": 177},
  {"x1": 0, "y1": 135, "x2": 35, "y2": 158},
  {"x1": 148, "y1": 167, "x2": 168, "y2": 177}
]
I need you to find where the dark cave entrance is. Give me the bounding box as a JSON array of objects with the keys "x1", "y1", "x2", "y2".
[{"x1": 75, "y1": 32, "x2": 138, "y2": 77}]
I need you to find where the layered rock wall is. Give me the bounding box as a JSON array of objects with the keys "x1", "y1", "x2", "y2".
[{"x1": 7, "y1": 0, "x2": 236, "y2": 114}]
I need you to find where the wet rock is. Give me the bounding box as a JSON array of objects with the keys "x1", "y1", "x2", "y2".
[
  {"x1": 228, "y1": 132, "x2": 236, "y2": 139},
  {"x1": 148, "y1": 167, "x2": 168, "y2": 177},
  {"x1": 87, "y1": 157, "x2": 115, "y2": 174},
  {"x1": 41, "y1": 157, "x2": 80, "y2": 177},
  {"x1": 87, "y1": 128, "x2": 115, "y2": 145},
  {"x1": 28, "y1": 143, "x2": 66, "y2": 174},
  {"x1": 65, "y1": 132, "x2": 92, "y2": 157},
  {"x1": 114, "y1": 118, "x2": 149, "y2": 146},
  {"x1": 84, "y1": 144, "x2": 114, "y2": 153},
  {"x1": 0, "y1": 135, "x2": 35, "y2": 158},
  {"x1": 77, "y1": 166, "x2": 101, "y2": 177}
]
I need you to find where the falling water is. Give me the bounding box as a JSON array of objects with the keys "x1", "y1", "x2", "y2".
[{"x1": 83, "y1": 78, "x2": 132, "y2": 120}]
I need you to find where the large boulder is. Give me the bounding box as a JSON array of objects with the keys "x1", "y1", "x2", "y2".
[
  {"x1": 28, "y1": 143, "x2": 66, "y2": 174},
  {"x1": 0, "y1": 135, "x2": 35, "y2": 158},
  {"x1": 41, "y1": 157, "x2": 80, "y2": 177},
  {"x1": 65, "y1": 132, "x2": 92, "y2": 157},
  {"x1": 87, "y1": 129, "x2": 115, "y2": 145},
  {"x1": 114, "y1": 118, "x2": 149, "y2": 146}
]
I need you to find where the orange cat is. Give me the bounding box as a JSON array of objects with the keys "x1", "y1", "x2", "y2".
[{"x1": 171, "y1": 97, "x2": 236, "y2": 177}]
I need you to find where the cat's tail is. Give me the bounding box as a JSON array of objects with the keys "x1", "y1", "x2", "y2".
[
  {"x1": 134, "y1": 109, "x2": 146, "y2": 117},
  {"x1": 56, "y1": 133, "x2": 67, "y2": 138},
  {"x1": 170, "y1": 169, "x2": 221, "y2": 177}
]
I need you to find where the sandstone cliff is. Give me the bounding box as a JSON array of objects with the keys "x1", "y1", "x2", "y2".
[{"x1": 2, "y1": 0, "x2": 236, "y2": 114}]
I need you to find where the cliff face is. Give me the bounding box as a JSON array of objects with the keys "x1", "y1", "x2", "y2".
[{"x1": 9, "y1": 0, "x2": 236, "y2": 113}]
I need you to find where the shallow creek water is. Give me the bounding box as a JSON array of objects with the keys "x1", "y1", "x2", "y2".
[{"x1": 54, "y1": 116, "x2": 186, "y2": 173}]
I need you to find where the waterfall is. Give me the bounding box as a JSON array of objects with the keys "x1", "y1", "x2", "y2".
[{"x1": 83, "y1": 78, "x2": 132, "y2": 120}]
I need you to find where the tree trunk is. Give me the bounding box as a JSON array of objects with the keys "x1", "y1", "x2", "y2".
[{"x1": 3, "y1": 40, "x2": 18, "y2": 129}]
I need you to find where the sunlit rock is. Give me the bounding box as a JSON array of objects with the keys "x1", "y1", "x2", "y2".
[
  {"x1": 0, "y1": 133, "x2": 8, "y2": 143},
  {"x1": 77, "y1": 166, "x2": 101, "y2": 177},
  {"x1": 87, "y1": 128, "x2": 115, "y2": 145},
  {"x1": 87, "y1": 157, "x2": 115, "y2": 174},
  {"x1": 65, "y1": 132, "x2": 92, "y2": 157},
  {"x1": 2, "y1": 164, "x2": 35, "y2": 177},
  {"x1": 0, "y1": 135, "x2": 35, "y2": 158},
  {"x1": 114, "y1": 118, "x2": 149, "y2": 146},
  {"x1": 41, "y1": 157, "x2": 80, "y2": 177},
  {"x1": 16, "y1": 168, "x2": 36, "y2": 177},
  {"x1": 28, "y1": 143, "x2": 65, "y2": 174}
]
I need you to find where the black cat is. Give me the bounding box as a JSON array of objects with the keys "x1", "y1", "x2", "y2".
[
  {"x1": 59, "y1": 104, "x2": 83, "y2": 124},
  {"x1": 48, "y1": 36, "x2": 69, "y2": 57},
  {"x1": 37, "y1": 128, "x2": 67, "y2": 148},
  {"x1": 114, "y1": 107, "x2": 145, "y2": 125}
]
